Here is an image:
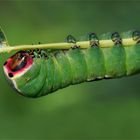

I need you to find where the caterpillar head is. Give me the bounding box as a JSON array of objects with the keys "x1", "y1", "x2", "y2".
[
  {"x1": 3, "y1": 50, "x2": 44, "y2": 97},
  {"x1": 3, "y1": 51, "x2": 33, "y2": 79}
]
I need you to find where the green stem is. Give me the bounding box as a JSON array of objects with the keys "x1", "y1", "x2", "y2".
[{"x1": 0, "y1": 38, "x2": 136, "y2": 53}]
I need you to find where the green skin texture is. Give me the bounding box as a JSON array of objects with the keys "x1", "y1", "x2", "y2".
[{"x1": 11, "y1": 43, "x2": 140, "y2": 98}]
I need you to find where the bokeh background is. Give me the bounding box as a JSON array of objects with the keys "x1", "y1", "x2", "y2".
[{"x1": 0, "y1": 0, "x2": 140, "y2": 139}]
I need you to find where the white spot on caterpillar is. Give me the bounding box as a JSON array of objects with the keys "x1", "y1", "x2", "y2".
[
  {"x1": 3, "y1": 66, "x2": 9, "y2": 78},
  {"x1": 87, "y1": 76, "x2": 104, "y2": 81},
  {"x1": 105, "y1": 75, "x2": 111, "y2": 78},
  {"x1": 87, "y1": 77, "x2": 95, "y2": 81},
  {"x1": 97, "y1": 76, "x2": 103, "y2": 79},
  {"x1": 12, "y1": 80, "x2": 21, "y2": 92},
  {"x1": 3, "y1": 66, "x2": 21, "y2": 92}
]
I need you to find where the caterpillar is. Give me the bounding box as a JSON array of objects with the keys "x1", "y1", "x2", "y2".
[{"x1": 3, "y1": 30, "x2": 140, "y2": 98}]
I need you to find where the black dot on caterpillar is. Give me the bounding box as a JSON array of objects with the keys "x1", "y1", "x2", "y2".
[{"x1": 8, "y1": 73, "x2": 13, "y2": 78}]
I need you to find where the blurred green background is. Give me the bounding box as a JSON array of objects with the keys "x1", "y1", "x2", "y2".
[{"x1": 0, "y1": 0, "x2": 140, "y2": 139}]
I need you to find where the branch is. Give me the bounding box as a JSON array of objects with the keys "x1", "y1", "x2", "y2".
[{"x1": 0, "y1": 38, "x2": 136, "y2": 54}]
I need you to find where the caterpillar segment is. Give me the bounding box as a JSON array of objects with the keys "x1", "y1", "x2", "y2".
[{"x1": 3, "y1": 30, "x2": 140, "y2": 98}]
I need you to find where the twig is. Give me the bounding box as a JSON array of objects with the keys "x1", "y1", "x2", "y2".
[{"x1": 0, "y1": 38, "x2": 136, "y2": 53}]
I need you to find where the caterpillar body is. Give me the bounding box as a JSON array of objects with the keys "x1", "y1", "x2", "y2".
[{"x1": 3, "y1": 30, "x2": 140, "y2": 98}]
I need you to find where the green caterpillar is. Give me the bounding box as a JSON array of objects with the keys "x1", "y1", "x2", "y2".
[{"x1": 3, "y1": 30, "x2": 140, "y2": 98}]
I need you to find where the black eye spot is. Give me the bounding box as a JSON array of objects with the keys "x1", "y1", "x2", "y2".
[
  {"x1": 3, "y1": 61, "x2": 7, "y2": 66},
  {"x1": 8, "y1": 73, "x2": 13, "y2": 78}
]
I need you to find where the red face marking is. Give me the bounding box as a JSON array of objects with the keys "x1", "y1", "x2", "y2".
[
  {"x1": 4, "y1": 51, "x2": 33, "y2": 78},
  {"x1": 9, "y1": 53, "x2": 27, "y2": 71}
]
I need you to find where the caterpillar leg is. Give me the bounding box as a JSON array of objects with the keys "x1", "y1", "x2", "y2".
[
  {"x1": 132, "y1": 30, "x2": 140, "y2": 43},
  {"x1": 111, "y1": 32, "x2": 122, "y2": 45},
  {"x1": 88, "y1": 32, "x2": 99, "y2": 47},
  {"x1": 66, "y1": 35, "x2": 80, "y2": 49}
]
